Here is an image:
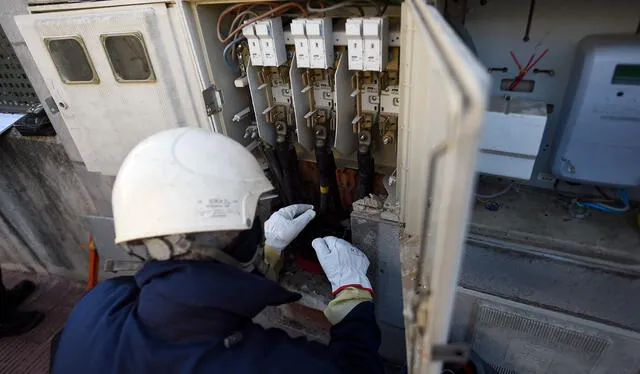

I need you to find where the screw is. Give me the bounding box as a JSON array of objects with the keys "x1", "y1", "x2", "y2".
[
  {"x1": 568, "y1": 165, "x2": 576, "y2": 174},
  {"x1": 360, "y1": 133, "x2": 368, "y2": 141},
  {"x1": 383, "y1": 136, "x2": 393, "y2": 145},
  {"x1": 315, "y1": 129, "x2": 323, "y2": 136}
]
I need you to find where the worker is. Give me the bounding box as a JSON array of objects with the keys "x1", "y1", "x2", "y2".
[
  {"x1": 51, "y1": 128, "x2": 383, "y2": 374},
  {"x1": 0, "y1": 269, "x2": 43, "y2": 337}
]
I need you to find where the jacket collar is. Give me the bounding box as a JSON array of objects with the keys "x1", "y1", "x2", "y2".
[{"x1": 134, "y1": 260, "x2": 300, "y2": 341}]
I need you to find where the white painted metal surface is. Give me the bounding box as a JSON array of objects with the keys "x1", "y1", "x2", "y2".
[
  {"x1": 333, "y1": 52, "x2": 357, "y2": 155},
  {"x1": 397, "y1": 2, "x2": 489, "y2": 373},
  {"x1": 16, "y1": 4, "x2": 206, "y2": 175},
  {"x1": 477, "y1": 97, "x2": 548, "y2": 180}
]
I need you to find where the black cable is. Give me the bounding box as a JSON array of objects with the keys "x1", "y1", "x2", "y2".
[
  {"x1": 276, "y1": 141, "x2": 303, "y2": 204},
  {"x1": 596, "y1": 186, "x2": 613, "y2": 200},
  {"x1": 356, "y1": 148, "x2": 374, "y2": 200},
  {"x1": 379, "y1": 2, "x2": 388, "y2": 15},
  {"x1": 259, "y1": 144, "x2": 288, "y2": 203},
  {"x1": 315, "y1": 144, "x2": 343, "y2": 215},
  {"x1": 522, "y1": 0, "x2": 536, "y2": 42}
]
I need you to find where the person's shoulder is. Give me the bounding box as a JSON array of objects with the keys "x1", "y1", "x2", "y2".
[
  {"x1": 76, "y1": 276, "x2": 138, "y2": 311},
  {"x1": 89, "y1": 275, "x2": 136, "y2": 295}
]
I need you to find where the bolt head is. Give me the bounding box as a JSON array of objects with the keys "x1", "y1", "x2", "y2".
[{"x1": 359, "y1": 134, "x2": 368, "y2": 141}]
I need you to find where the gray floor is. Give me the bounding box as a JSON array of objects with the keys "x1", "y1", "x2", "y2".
[{"x1": 470, "y1": 183, "x2": 640, "y2": 266}]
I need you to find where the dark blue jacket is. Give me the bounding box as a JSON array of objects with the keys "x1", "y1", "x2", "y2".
[{"x1": 52, "y1": 260, "x2": 384, "y2": 374}]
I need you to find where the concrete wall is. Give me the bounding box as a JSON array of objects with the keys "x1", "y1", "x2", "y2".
[{"x1": 0, "y1": 131, "x2": 95, "y2": 279}]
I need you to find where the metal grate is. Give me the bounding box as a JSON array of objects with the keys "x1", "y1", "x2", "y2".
[
  {"x1": 471, "y1": 303, "x2": 610, "y2": 374},
  {"x1": 0, "y1": 25, "x2": 39, "y2": 113}
]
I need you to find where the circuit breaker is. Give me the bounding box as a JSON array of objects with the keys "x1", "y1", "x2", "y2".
[
  {"x1": 242, "y1": 24, "x2": 264, "y2": 67},
  {"x1": 291, "y1": 19, "x2": 310, "y2": 68},
  {"x1": 346, "y1": 17, "x2": 388, "y2": 72},
  {"x1": 306, "y1": 18, "x2": 333, "y2": 69},
  {"x1": 243, "y1": 18, "x2": 287, "y2": 67}
]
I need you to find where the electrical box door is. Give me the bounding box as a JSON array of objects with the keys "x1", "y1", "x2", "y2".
[
  {"x1": 397, "y1": 2, "x2": 490, "y2": 372},
  {"x1": 15, "y1": 4, "x2": 207, "y2": 175}
]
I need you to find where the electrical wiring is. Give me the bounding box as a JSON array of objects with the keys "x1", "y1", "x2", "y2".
[
  {"x1": 306, "y1": 1, "x2": 371, "y2": 16},
  {"x1": 577, "y1": 189, "x2": 630, "y2": 214},
  {"x1": 217, "y1": 3, "x2": 308, "y2": 44},
  {"x1": 475, "y1": 183, "x2": 513, "y2": 200},
  {"x1": 217, "y1": 3, "x2": 273, "y2": 44},
  {"x1": 553, "y1": 180, "x2": 616, "y2": 204},
  {"x1": 230, "y1": 10, "x2": 259, "y2": 32},
  {"x1": 223, "y1": 37, "x2": 246, "y2": 72},
  {"x1": 508, "y1": 49, "x2": 549, "y2": 90},
  {"x1": 225, "y1": 9, "x2": 259, "y2": 71}
]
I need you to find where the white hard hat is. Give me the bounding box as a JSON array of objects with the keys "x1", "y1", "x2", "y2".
[{"x1": 112, "y1": 128, "x2": 273, "y2": 244}]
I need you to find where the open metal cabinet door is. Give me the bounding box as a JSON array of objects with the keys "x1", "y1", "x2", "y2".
[
  {"x1": 397, "y1": 2, "x2": 489, "y2": 373},
  {"x1": 15, "y1": 4, "x2": 207, "y2": 175}
]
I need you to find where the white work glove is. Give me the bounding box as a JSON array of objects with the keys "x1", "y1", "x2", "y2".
[
  {"x1": 264, "y1": 204, "x2": 316, "y2": 252},
  {"x1": 312, "y1": 236, "x2": 373, "y2": 295}
]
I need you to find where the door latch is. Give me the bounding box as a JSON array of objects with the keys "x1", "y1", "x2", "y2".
[{"x1": 202, "y1": 85, "x2": 224, "y2": 116}]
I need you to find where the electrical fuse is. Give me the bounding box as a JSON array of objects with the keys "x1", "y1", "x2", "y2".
[
  {"x1": 346, "y1": 18, "x2": 363, "y2": 71},
  {"x1": 362, "y1": 18, "x2": 388, "y2": 72},
  {"x1": 306, "y1": 18, "x2": 333, "y2": 69},
  {"x1": 291, "y1": 19, "x2": 310, "y2": 68},
  {"x1": 242, "y1": 24, "x2": 264, "y2": 66},
  {"x1": 255, "y1": 18, "x2": 287, "y2": 67}
]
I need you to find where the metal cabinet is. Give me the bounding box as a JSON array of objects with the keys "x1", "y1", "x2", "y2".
[{"x1": 16, "y1": 2, "x2": 208, "y2": 175}]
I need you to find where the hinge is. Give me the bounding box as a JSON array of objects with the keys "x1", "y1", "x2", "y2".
[
  {"x1": 203, "y1": 85, "x2": 224, "y2": 116},
  {"x1": 431, "y1": 343, "x2": 469, "y2": 363}
]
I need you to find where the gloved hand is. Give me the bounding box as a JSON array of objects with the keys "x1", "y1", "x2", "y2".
[
  {"x1": 312, "y1": 236, "x2": 372, "y2": 295},
  {"x1": 264, "y1": 204, "x2": 316, "y2": 263}
]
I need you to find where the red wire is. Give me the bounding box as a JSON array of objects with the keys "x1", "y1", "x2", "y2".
[
  {"x1": 523, "y1": 53, "x2": 535, "y2": 70},
  {"x1": 509, "y1": 49, "x2": 549, "y2": 90},
  {"x1": 510, "y1": 51, "x2": 522, "y2": 70}
]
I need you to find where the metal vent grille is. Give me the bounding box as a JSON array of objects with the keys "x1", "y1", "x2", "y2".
[
  {"x1": 471, "y1": 303, "x2": 610, "y2": 374},
  {"x1": 0, "y1": 25, "x2": 39, "y2": 113}
]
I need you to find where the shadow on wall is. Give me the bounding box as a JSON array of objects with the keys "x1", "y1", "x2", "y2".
[{"x1": 0, "y1": 129, "x2": 97, "y2": 279}]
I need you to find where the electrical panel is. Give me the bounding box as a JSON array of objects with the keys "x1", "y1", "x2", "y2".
[
  {"x1": 237, "y1": 15, "x2": 400, "y2": 206},
  {"x1": 227, "y1": 11, "x2": 538, "y2": 195}
]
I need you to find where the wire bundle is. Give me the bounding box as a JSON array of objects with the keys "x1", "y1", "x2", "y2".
[
  {"x1": 217, "y1": 2, "x2": 308, "y2": 71},
  {"x1": 577, "y1": 188, "x2": 630, "y2": 214}
]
